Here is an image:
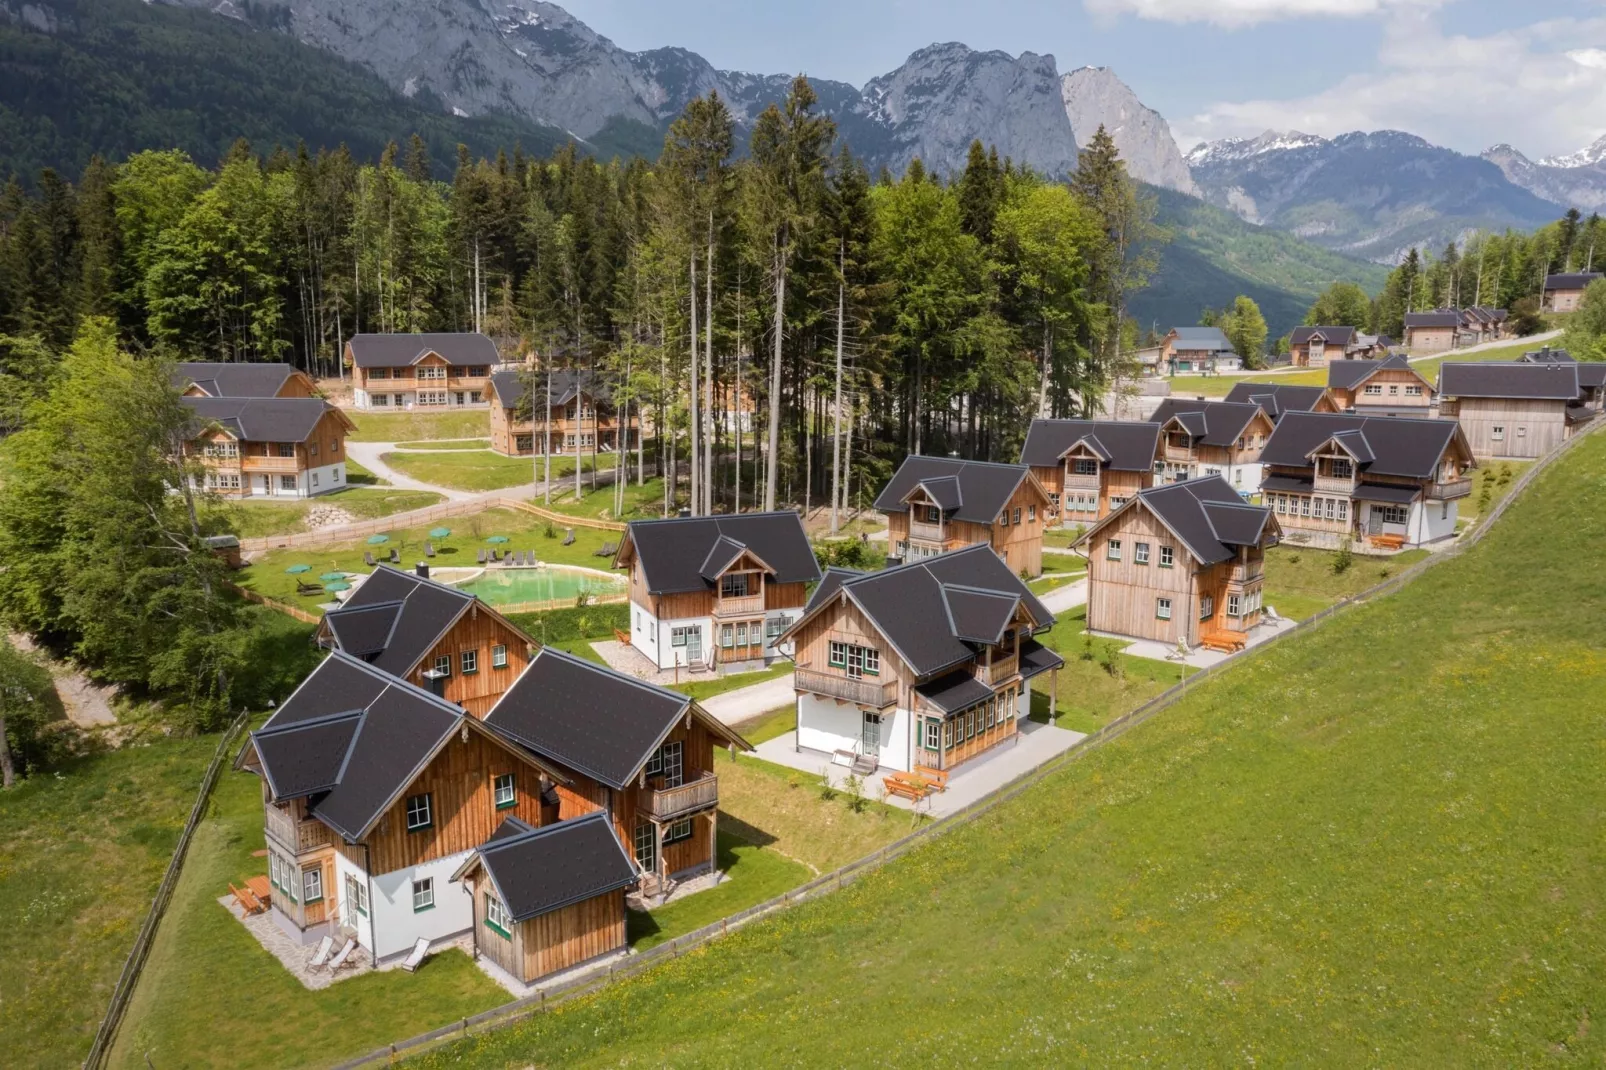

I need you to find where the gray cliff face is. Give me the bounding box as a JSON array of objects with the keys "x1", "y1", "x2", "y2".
[
  {"x1": 1482, "y1": 139, "x2": 1606, "y2": 212},
  {"x1": 159, "y1": 0, "x2": 1077, "y2": 176},
  {"x1": 1059, "y1": 66, "x2": 1195, "y2": 195}
]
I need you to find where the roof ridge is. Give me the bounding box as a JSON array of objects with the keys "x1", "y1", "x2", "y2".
[
  {"x1": 252, "y1": 707, "x2": 365, "y2": 737},
  {"x1": 481, "y1": 809, "x2": 610, "y2": 854},
  {"x1": 534, "y1": 646, "x2": 693, "y2": 710}
]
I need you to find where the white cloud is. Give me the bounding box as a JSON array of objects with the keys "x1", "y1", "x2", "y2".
[
  {"x1": 1183, "y1": 12, "x2": 1606, "y2": 157},
  {"x1": 1082, "y1": 0, "x2": 1436, "y2": 29}
]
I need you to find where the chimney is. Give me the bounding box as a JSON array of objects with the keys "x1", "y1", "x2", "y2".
[
  {"x1": 415, "y1": 562, "x2": 430, "y2": 579},
  {"x1": 678, "y1": 506, "x2": 691, "y2": 518},
  {"x1": 422, "y1": 669, "x2": 447, "y2": 698}
]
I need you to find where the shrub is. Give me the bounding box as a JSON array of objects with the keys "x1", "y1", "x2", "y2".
[
  {"x1": 506, "y1": 602, "x2": 629, "y2": 644},
  {"x1": 1332, "y1": 540, "x2": 1354, "y2": 575},
  {"x1": 542, "y1": 520, "x2": 556, "y2": 539},
  {"x1": 0, "y1": 641, "x2": 70, "y2": 778}
]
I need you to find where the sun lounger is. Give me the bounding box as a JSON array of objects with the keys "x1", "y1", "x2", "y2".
[
  {"x1": 388, "y1": 548, "x2": 400, "y2": 564},
  {"x1": 308, "y1": 935, "x2": 334, "y2": 969},
  {"x1": 561, "y1": 529, "x2": 575, "y2": 546},
  {"x1": 477, "y1": 549, "x2": 487, "y2": 565},
  {"x1": 296, "y1": 582, "x2": 323, "y2": 596},
  {"x1": 424, "y1": 541, "x2": 435, "y2": 557},
  {"x1": 328, "y1": 937, "x2": 357, "y2": 971},
  {"x1": 401, "y1": 937, "x2": 430, "y2": 973},
  {"x1": 364, "y1": 551, "x2": 377, "y2": 567},
  {"x1": 593, "y1": 540, "x2": 618, "y2": 558}
]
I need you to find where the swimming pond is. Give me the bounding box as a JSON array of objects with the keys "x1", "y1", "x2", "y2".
[{"x1": 448, "y1": 564, "x2": 626, "y2": 606}]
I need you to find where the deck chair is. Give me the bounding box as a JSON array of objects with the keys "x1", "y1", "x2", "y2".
[
  {"x1": 477, "y1": 549, "x2": 488, "y2": 565},
  {"x1": 328, "y1": 937, "x2": 357, "y2": 971},
  {"x1": 296, "y1": 581, "x2": 323, "y2": 596},
  {"x1": 401, "y1": 937, "x2": 430, "y2": 973},
  {"x1": 593, "y1": 540, "x2": 617, "y2": 558},
  {"x1": 308, "y1": 935, "x2": 334, "y2": 969},
  {"x1": 561, "y1": 528, "x2": 575, "y2": 546},
  {"x1": 424, "y1": 541, "x2": 435, "y2": 557},
  {"x1": 363, "y1": 551, "x2": 377, "y2": 567},
  {"x1": 388, "y1": 548, "x2": 400, "y2": 564}
]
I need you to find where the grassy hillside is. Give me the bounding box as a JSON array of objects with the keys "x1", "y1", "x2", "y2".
[
  {"x1": 0, "y1": 0, "x2": 643, "y2": 180},
  {"x1": 409, "y1": 432, "x2": 1606, "y2": 1066},
  {"x1": 1135, "y1": 186, "x2": 1392, "y2": 339}
]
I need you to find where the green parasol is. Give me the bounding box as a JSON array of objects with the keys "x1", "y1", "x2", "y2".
[
  {"x1": 285, "y1": 564, "x2": 311, "y2": 574},
  {"x1": 486, "y1": 535, "x2": 510, "y2": 544},
  {"x1": 323, "y1": 581, "x2": 352, "y2": 592},
  {"x1": 319, "y1": 571, "x2": 346, "y2": 582},
  {"x1": 366, "y1": 534, "x2": 390, "y2": 545},
  {"x1": 429, "y1": 527, "x2": 452, "y2": 538}
]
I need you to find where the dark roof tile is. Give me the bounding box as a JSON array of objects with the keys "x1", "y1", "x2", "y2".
[
  {"x1": 1438, "y1": 362, "x2": 1583, "y2": 401},
  {"x1": 1222, "y1": 382, "x2": 1330, "y2": 419},
  {"x1": 1019, "y1": 419, "x2": 1160, "y2": 470},
  {"x1": 347, "y1": 333, "x2": 501, "y2": 368},
  {"x1": 471, "y1": 811, "x2": 637, "y2": 923},
  {"x1": 175, "y1": 362, "x2": 299, "y2": 398},
  {"x1": 324, "y1": 567, "x2": 475, "y2": 678},
  {"x1": 874, "y1": 456, "x2": 1034, "y2": 526},
  {"x1": 1149, "y1": 400, "x2": 1263, "y2": 447},
  {"x1": 1261, "y1": 411, "x2": 1461, "y2": 479},
  {"x1": 624, "y1": 513, "x2": 820, "y2": 595},
  {"x1": 182, "y1": 396, "x2": 337, "y2": 442}
]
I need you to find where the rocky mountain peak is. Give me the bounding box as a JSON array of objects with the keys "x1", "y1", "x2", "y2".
[
  {"x1": 1484, "y1": 136, "x2": 1606, "y2": 211},
  {"x1": 1185, "y1": 130, "x2": 1329, "y2": 167},
  {"x1": 1539, "y1": 133, "x2": 1606, "y2": 170},
  {"x1": 1059, "y1": 65, "x2": 1195, "y2": 195}
]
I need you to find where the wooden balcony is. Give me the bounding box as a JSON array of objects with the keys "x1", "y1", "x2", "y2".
[
  {"x1": 1227, "y1": 563, "x2": 1264, "y2": 583},
  {"x1": 908, "y1": 520, "x2": 945, "y2": 543},
  {"x1": 1062, "y1": 471, "x2": 1101, "y2": 491},
  {"x1": 241, "y1": 455, "x2": 302, "y2": 473},
  {"x1": 1161, "y1": 443, "x2": 1196, "y2": 463},
  {"x1": 265, "y1": 806, "x2": 333, "y2": 853},
  {"x1": 638, "y1": 774, "x2": 719, "y2": 820},
  {"x1": 1426, "y1": 478, "x2": 1472, "y2": 500},
  {"x1": 976, "y1": 655, "x2": 1018, "y2": 685},
  {"x1": 1313, "y1": 474, "x2": 1356, "y2": 494},
  {"x1": 714, "y1": 593, "x2": 765, "y2": 618},
  {"x1": 795, "y1": 668, "x2": 897, "y2": 709}
]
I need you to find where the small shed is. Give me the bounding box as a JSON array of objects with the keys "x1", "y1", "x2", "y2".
[
  {"x1": 452, "y1": 812, "x2": 638, "y2": 985},
  {"x1": 203, "y1": 534, "x2": 243, "y2": 569}
]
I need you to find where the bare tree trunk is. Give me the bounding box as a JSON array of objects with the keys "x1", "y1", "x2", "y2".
[
  {"x1": 1038, "y1": 322, "x2": 1052, "y2": 417},
  {"x1": 543, "y1": 363, "x2": 552, "y2": 506},
  {"x1": 688, "y1": 256, "x2": 700, "y2": 515},
  {"x1": 831, "y1": 259, "x2": 845, "y2": 536},
  {"x1": 735, "y1": 270, "x2": 743, "y2": 514},
  {"x1": 763, "y1": 237, "x2": 786, "y2": 512},
  {"x1": 0, "y1": 712, "x2": 15, "y2": 788},
  {"x1": 704, "y1": 211, "x2": 716, "y2": 516}
]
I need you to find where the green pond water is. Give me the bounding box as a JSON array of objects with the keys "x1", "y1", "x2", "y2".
[{"x1": 455, "y1": 566, "x2": 625, "y2": 606}]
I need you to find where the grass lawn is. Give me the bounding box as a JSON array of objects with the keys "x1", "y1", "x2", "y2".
[
  {"x1": 1028, "y1": 605, "x2": 1176, "y2": 734},
  {"x1": 0, "y1": 734, "x2": 221, "y2": 1066},
  {"x1": 1260, "y1": 543, "x2": 1430, "y2": 621},
  {"x1": 726, "y1": 704, "x2": 796, "y2": 747},
  {"x1": 1044, "y1": 526, "x2": 1090, "y2": 550},
  {"x1": 626, "y1": 833, "x2": 810, "y2": 952},
  {"x1": 214, "y1": 487, "x2": 445, "y2": 539},
  {"x1": 344, "y1": 457, "x2": 384, "y2": 485},
  {"x1": 541, "y1": 477, "x2": 668, "y2": 523},
  {"x1": 383, "y1": 450, "x2": 598, "y2": 493},
  {"x1": 394, "y1": 438, "x2": 492, "y2": 450},
  {"x1": 109, "y1": 737, "x2": 509, "y2": 1070},
  {"x1": 406, "y1": 428, "x2": 1606, "y2": 1069},
  {"x1": 1028, "y1": 569, "x2": 1085, "y2": 596},
  {"x1": 1163, "y1": 340, "x2": 1547, "y2": 399},
  {"x1": 347, "y1": 410, "x2": 490, "y2": 443},
  {"x1": 1461, "y1": 459, "x2": 1533, "y2": 522},
  {"x1": 670, "y1": 663, "x2": 792, "y2": 702},
  {"x1": 237, "y1": 508, "x2": 623, "y2": 612}
]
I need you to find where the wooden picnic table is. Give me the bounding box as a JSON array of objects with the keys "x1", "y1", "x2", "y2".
[{"x1": 245, "y1": 875, "x2": 272, "y2": 904}]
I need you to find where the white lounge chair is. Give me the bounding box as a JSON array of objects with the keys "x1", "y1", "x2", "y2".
[
  {"x1": 401, "y1": 937, "x2": 430, "y2": 973},
  {"x1": 308, "y1": 935, "x2": 334, "y2": 969},
  {"x1": 327, "y1": 937, "x2": 357, "y2": 971}
]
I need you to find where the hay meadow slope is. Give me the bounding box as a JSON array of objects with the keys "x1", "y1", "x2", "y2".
[{"x1": 409, "y1": 432, "x2": 1606, "y2": 1067}]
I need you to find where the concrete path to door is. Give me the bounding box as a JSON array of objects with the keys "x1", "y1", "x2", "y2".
[
  {"x1": 701, "y1": 673, "x2": 797, "y2": 725},
  {"x1": 1091, "y1": 614, "x2": 1301, "y2": 670},
  {"x1": 752, "y1": 717, "x2": 1087, "y2": 818},
  {"x1": 1036, "y1": 578, "x2": 1088, "y2": 615}
]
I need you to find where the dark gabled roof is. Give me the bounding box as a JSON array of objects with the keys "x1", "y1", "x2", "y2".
[
  {"x1": 323, "y1": 566, "x2": 474, "y2": 678},
  {"x1": 798, "y1": 544, "x2": 1053, "y2": 679},
  {"x1": 1261, "y1": 411, "x2": 1462, "y2": 479},
  {"x1": 1326, "y1": 354, "x2": 1428, "y2": 392},
  {"x1": 1353, "y1": 483, "x2": 1420, "y2": 504},
  {"x1": 484, "y1": 648, "x2": 748, "y2": 791},
  {"x1": 622, "y1": 513, "x2": 820, "y2": 596},
  {"x1": 1403, "y1": 311, "x2": 1461, "y2": 329},
  {"x1": 347, "y1": 332, "x2": 500, "y2": 368},
  {"x1": 487, "y1": 367, "x2": 613, "y2": 409},
  {"x1": 874, "y1": 456, "x2": 1039, "y2": 526},
  {"x1": 1222, "y1": 383, "x2": 1330, "y2": 419},
  {"x1": 467, "y1": 811, "x2": 638, "y2": 923},
  {"x1": 1077, "y1": 476, "x2": 1272, "y2": 567},
  {"x1": 940, "y1": 585, "x2": 1021, "y2": 645},
  {"x1": 1544, "y1": 272, "x2": 1602, "y2": 290},
  {"x1": 246, "y1": 653, "x2": 470, "y2": 840},
  {"x1": 1290, "y1": 326, "x2": 1357, "y2": 347},
  {"x1": 1019, "y1": 419, "x2": 1161, "y2": 470},
  {"x1": 803, "y1": 567, "x2": 863, "y2": 616},
  {"x1": 1521, "y1": 347, "x2": 1576, "y2": 364},
  {"x1": 1149, "y1": 399, "x2": 1264, "y2": 447},
  {"x1": 1437, "y1": 362, "x2": 1582, "y2": 401},
  {"x1": 1566, "y1": 403, "x2": 1598, "y2": 424},
  {"x1": 174, "y1": 362, "x2": 300, "y2": 398},
  {"x1": 1577, "y1": 365, "x2": 1606, "y2": 389},
  {"x1": 914, "y1": 670, "x2": 995, "y2": 715},
  {"x1": 1017, "y1": 638, "x2": 1064, "y2": 681},
  {"x1": 1167, "y1": 326, "x2": 1234, "y2": 352},
  {"x1": 182, "y1": 396, "x2": 337, "y2": 443}
]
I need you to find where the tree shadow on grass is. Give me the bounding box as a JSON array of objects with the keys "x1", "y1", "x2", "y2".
[{"x1": 716, "y1": 812, "x2": 777, "y2": 853}]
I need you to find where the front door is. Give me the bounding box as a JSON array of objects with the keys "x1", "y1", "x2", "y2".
[
  {"x1": 1367, "y1": 506, "x2": 1385, "y2": 535},
  {"x1": 686, "y1": 627, "x2": 703, "y2": 666},
  {"x1": 861, "y1": 712, "x2": 881, "y2": 757}
]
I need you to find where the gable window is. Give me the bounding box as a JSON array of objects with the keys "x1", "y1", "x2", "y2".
[
  {"x1": 1106, "y1": 538, "x2": 1122, "y2": 562},
  {"x1": 1156, "y1": 597, "x2": 1173, "y2": 621},
  {"x1": 484, "y1": 893, "x2": 512, "y2": 938},
  {"x1": 1012, "y1": 507, "x2": 1022, "y2": 525},
  {"x1": 418, "y1": 365, "x2": 446, "y2": 380},
  {"x1": 720, "y1": 573, "x2": 750, "y2": 599},
  {"x1": 433, "y1": 654, "x2": 452, "y2": 677},
  {"x1": 493, "y1": 773, "x2": 516, "y2": 809},
  {"x1": 1072, "y1": 459, "x2": 1097, "y2": 476},
  {"x1": 1331, "y1": 458, "x2": 1353, "y2": 479},
  {"x1": 491, "y1": 644, "x2": 508, "y2": 669},
  {"x1": 276, "y1": 442, "x2": 296, "y2": 458},
  {"x1": 1199, "y1": 595, "x2": 1215, "y2": 621},
  {"x1": 923, "y1": 505, "x2": 941, "y2": 524},
  {"x1": 460, "y1": 649, "x2": 478, "y2": 674},
  {"x1": 1048, "y1": 492, "x2": 1061, "y2": 511},
  {"x1": 998, "y1": 510, "x2": 1009, "y2": 528},
  {"x1": 1109, "y1": 496, "x2": 1129, "y2": 509},
  {"x1": 1364, "y1": 384, "x2": 1383, "y2": 396},
  {"x1": 1405, "y1": 385, "x2": 1422, "y2": 396},
  {"x1": 1134, "y1": 542, "x2": 1150, "y2": 565},
  {"x1": 1027, "y1": 505, "x2": 1036, "y2": 523},
  {"x1": 1491, "y1": 425, "x2": 1504, "y2": 441},
  {"x1": 371, "y1": 367, "x2": 390, "y2": 380},
  {"x1": 405, "y1": 792, "x2": 433, "y2": 831},
  {"x1": 1388, "y1": 384, "x2": 1399, "y2": 395},
  {"x1": 1516, "y1": 426, "x2": 1527, "y2": 438},
  {"x1": 1159, "y1": 545, "x2": 1175, "y2": 568},
  {"x1": 413, "y1": 878, "x2": 435, "y2": 912},
  {"x1": 831, "y1": 640, "x2": 878, "y2": 677},
  {"x1": 330, "y1": 439, "x2": 340, "y2": 454},
  {"x1": 308, "y1": 442, "x2": 319, "y2": 458}
]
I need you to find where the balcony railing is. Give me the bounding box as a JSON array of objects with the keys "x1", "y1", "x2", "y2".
[
  {"x1": 242, "y1": 454, "x2": 302, "y2": 472},
  {"x1": 638, "y1": 774, "x2": 719, "y2": 820},
  {"x1": 1062, "y1": 471, "x2": 1101, "y2": 490},
  {"x1": 1313, "y1": 474, "x2": 1357, "y2": 494},
  {"x1": 795, "y1": 668, "x2": 897, "y2": 709},
  {"x1": 908, "y1": 520, "x2": 945, "y2": 543},
  {"x1": 1162, "y1": 443, "x2": 1195, "y2": 463},
  {"x1": 1228, "y1": 563, "x2": 1264, "y2": 583},
  {"x1": 714, "y1": 593, "x2": 765, "y2": 617},
  {"x1": 976, "y1": 655, "x2": 1018, "y2": 685},
  {"x1": 265, "y1": 806, "x2": 333, "y2": 853},
  {"x1": 1426, "y1": 478, "x2": 1472, "y2": 500}
]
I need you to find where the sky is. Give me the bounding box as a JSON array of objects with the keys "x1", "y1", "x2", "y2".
[{"x1": 555, "y1": 0, "x2": 1606, "y2": 160}]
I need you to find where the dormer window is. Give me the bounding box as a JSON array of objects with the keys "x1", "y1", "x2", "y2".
[
  {"x1": 1072, "y1": 459, "x2": 1097, "y2": 476},
  {"x1": 1331, "y1": 458, "x2": 1353, "y2": 479},
  {"x1": 720, "y1": 573, "x2": 750, "y2": 599},
  {"x1": 923, "y1": 505, "x2": 940, "y2": 524}
]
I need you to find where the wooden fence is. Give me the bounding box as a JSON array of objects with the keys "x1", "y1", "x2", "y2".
[
  {"x1": 329, "y1": 422, "x2": 1602, "y2": 1070},
  {"x1": 83, "y1": 712, "x2": 251, "y2": 1070},
  {"x1": 232, "y1": 584, "x2": 322, "y2": 623},
  {"x1": 238, "y1": 497, "x2": 625, "y2": 553}
]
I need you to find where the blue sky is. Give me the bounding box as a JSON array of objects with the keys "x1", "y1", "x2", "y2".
[{"x1": 557, "y1": 0, "x2": 1606, "y2": 159}]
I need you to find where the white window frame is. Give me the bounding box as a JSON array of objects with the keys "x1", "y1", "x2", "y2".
[
  {"x1": 302, "y1": 867, "x2": 323, "y2": 903},
  {"x1": 433, "y1": 654, "x2": 452, "y2": 677},
  {"x1": 491, "y1": 644, "x2": 508, "y2": 668},
  {"x1": 1134, "y1": 542, "x2": 1150, "y2": 565},
  {"x1": 412, "y1": 877, "x2": 435, "y2": 912},
  {"x1": 405, "y1": 792, "x2": 433, "y2": 831},
  {"x1": 493, "y1": 773, "x2": 515, "y2": 809},
  {"x1": 1156, "y1": 597, "x2": 1172, "y2": 621},
  {"x1": 460, "y1": 648, "x2": 478, "y2": 674},
  {"x1": 1106, "y1": 538, "x2": 1122, "y2": 562},
  {"x1": 1159, "y1": 545, "x2": 1174, "y2": 568},
  {"x1": 485, "y1": 893, "x2": 512, "y2": 936}
]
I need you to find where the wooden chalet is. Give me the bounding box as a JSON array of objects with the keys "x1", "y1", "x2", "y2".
[
  {"x1": 1018, "y1": 419, "x2": 1160, "y2": 525},
  {"x1": 1543, "y1": 272, "x2": 1602, "y2": 313},
  {"x1": 1288, "y1": 326, "x2": 1356, "y2": 367},
  {"x1": 1148, "y1": 398, "x2": 1275, "y2": 493},
  {"x1": 451, "y1": 812, "x2": 638, "y2": 984},
  {"x1": 1259, "y1": 412, "x2": 1474, "y2": 550},
  {"x1": 1162, "y1": 326, "x2": 1240, "y2": 374},
  {"x1": 346, "y1": 333, "x2": 502, "y2": 411},
  {"x1": 174, "y1": 361, "x2": 317, "y2": 399},
  {"x1": 234, "y1": 653, "x2": 572, "y2": 964},
  {"x1": 182, "y1": 396, "x2": 354, "y2": 498},
  {"x1": 777, "y1": 544, "x2": 1063, "y2": 776},
  {"x1": 1221, "y1": 382, "x2": 1340, "y2": 421},
  {"x1": 1075, "y1": 476, "x2": 1278, "y2": 652},
  {"x1": 318, "y1": 565, "x2": 536, "y2": 719},
  {"x1": 483, "y1": 648, "x2": 753, "y2": 899},
  {"x1": 874, "y1": 456, "x2": 1053, "y2": 577},
  {"x1": 1402, "y1": 311, "x2": 1462, "y2": 353},
  {"x1": 1459, "y1": 306, "x2": 1508, "y2": 343},
  {"x1": 1437, "y1": 362, "x2": 1597, "y2": 460},
  {"x1": 1523, "y1": 347, "x2": 1606, "y2": 411},
  {"x1": 486, "y1": 367, "x2": 637, "y2": 457},
  {"x1": 1326, "y1": 355, "x2": 1436, "y2": 417},
  {"x1": 614, "y1": 512, "x2": 820, "y2": 672}
]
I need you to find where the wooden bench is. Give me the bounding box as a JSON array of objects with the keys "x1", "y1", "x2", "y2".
[
  {"x1": 613, "y1": 627, "x2": 631, "y2": 647},
  {"x1": 230, "y1": 881, "x2": 267, "y2": 915},
  {"x1": 1369, "y1": 533, "x2": 1408, "y2": 551},
  {"x1": 913, "y1": 765, "x2": 949, "y2": 793},
  {"x1": 1199, "y1": 631, "x2": 1248, "y2": 654},
  {"x1": 883, "y1": 771, "x2": 940, "y2": 801}
]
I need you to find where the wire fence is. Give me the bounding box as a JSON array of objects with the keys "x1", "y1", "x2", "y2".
[
  {"x1": 328, "y1": 425, "x2": 1598, "y2": 1070},
  {"x1": 82, "y1": 712, "x2": 251, "y2": 1070}
]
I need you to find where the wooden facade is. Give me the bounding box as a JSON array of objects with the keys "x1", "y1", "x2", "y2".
[
  {"x1": 887, "y1": 479, "x2": 1050, "y2": 577},
  {"x1": 466, "y1": 881, "x2": 627, "y2": 984},
  {"x1": 1404, "y1": 325, "x2": 1457, "y2": 352},
  {"x1": 1438, "y1": 396, "x2": 1574, "y2": 460},
  {"x1": 1030, "y1": 456, "x2": 1153, "y2": 527},
  {"x1": 1331, "y1": 367, "x2": 1435, "y2": 414},
  {"x1": 1156, "y1": 410, "x2": 1274, "y2": 483},
  {"x1": 415, "y1": 603, "x2": 537, "y2": 719},
  {"x1": 189, "y1": 406, "x2": 353, "y2": 498},
  {"x1": 350, "y1": 350, "x2": 497, "y2": 409},
  {"x1": 489, "y1": 389, "x2": 638, "y2": 457}
]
